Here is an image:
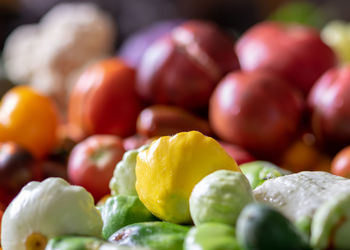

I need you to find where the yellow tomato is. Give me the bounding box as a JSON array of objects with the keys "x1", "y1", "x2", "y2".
[{"x1": 0, "y1": 86, "x2": 59, "y2": 158}]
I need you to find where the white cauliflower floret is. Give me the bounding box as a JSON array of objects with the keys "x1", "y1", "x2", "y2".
[{"x1": 3, "y1": 2, "x2": 116, "y2": 112}]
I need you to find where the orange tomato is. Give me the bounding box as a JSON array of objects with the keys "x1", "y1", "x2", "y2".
[
  {"x1": 280, "y1": 133, "x2": 331, "y2": 173},
  {"x1": 314, "y1": 156, "x2": 332, "y2": 172},
  {"x1": 0, "y1": 86, "x2": 59, "y2": 158},
  {"x1": 281, "y1": 139, "x2": 320, "y2": 172}
]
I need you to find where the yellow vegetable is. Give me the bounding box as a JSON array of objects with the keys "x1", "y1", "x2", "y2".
[{"x1": 135, "y1": 131, "x2": 240, "y2": 224}]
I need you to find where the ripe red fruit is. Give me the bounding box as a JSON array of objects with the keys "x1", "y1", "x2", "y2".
[
  {"x1": 137, "y1": 20, "x2": 239, "y2": 110},
  {"x1": 67, "y1": 135, "x2": 125, "y2": 201},
  {"x1": 68, "y1": 58, "x2": 141, "y2": 138},
  {"x1": 308, "y1": 65, "x2": 350, "y2": 150},
  {"x1": 236, "y1": 22, "x2": 337, "y2": 94},
  {"x1": 209, "y1": 70, "x2": 304, "y2": 159}
]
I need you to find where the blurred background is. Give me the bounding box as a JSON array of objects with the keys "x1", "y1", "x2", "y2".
[
  {"x1": 0, "y1": 0, "x2": 349, "y2": 100},
  {"x1": 1, "y1": 0, "x2": 350, "y2": 50}
]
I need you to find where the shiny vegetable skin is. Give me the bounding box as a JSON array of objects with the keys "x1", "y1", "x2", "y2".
[
  {"x1": 45, "y1": 236, "x2": 105, "y2": 250},
  {"x1": 236, "y1": 203, "x2": 310, "y2": 250},
  {"x1": 137, "y1": 105, "x2": 211, "y2": 137},
  {"x1": 137, "y1": 20, "x2": 239, "y2": 110},
  {"x1": 184, "y1": 222, "x2": 240, "y2": 250},
  {"x1": 0, "y1": 86, "x2": 59, "y2": 158},
  {"x1": 100, "y1": 195, "x2": 156, "y2": 239},
  {"x1": 108, "y1": 221, "x2": 189, "y2": 250},
  {"x1": 68, "y1": 58, "x2": 141, "y2": 138},
  {"x1": 240, "y1": 161, "x2": 290, "y2": 189}
]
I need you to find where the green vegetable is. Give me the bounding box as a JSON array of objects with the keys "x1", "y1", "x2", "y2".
[
  {"x1": 295, "y1": 215, "x2": 312, "y2": 238},
  {"x1": 108, "y1": 222, "x2": 190, "y2": 250},
  {"x1": 184, "y1": 222, "x2": 240, "y2": 250},
  {"x1": 100, "y1": 195, "x2": 157, "y2": 239},
  {"x1": 189, "y1": 170, "x2": 254, "y2": 226},
  {"x1": 46, "y1": 236, "x2": 148, "y2": 250},
  {"x1": 45, "y1": 236, "x2": 105, "y2": 250},
  {"x1": 236, "y1": 203, "x2": 310, "y2": 250},
  {"x1": 240, "y1": 161, "x2": 290, "y2": 189},
  {"x1": 109, "y1": 145, "x2": 149, "y2": 196},
  {"x1": 269, "y1": 1, "x2": 327, "y2": 29},
  {"x1": 311, "y1": 192, "x2": 350, "y2": 250}
]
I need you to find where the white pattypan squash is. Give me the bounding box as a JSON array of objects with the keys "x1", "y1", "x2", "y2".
[{"x1": 1, "y1": 177, "x2": 103, "y2": 250}]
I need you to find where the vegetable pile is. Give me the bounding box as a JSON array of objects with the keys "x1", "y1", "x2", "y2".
[{"x1": 2, "y1": 2, "x2": 350, "y2": 250}]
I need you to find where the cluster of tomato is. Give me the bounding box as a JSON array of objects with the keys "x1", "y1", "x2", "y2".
[{"x1": 1, "y1": 19, "x2": 350, "y2": 222}]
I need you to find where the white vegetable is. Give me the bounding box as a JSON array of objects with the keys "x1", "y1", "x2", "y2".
[
  {"x1": 109, "y1": 145, "x2": 149, "y2": 196},
  {"x1": 3, "y1": 2, "x2": 116, "y2": 111},
  {"x1": 253, "y1": 171, "x2": 350, "y2": 223},
  {"x1": 1, "y1": 178, "x2": 103, "y2": 250},
  {"x1": 311, "y1": 192, "x2": 350, "y2": 250}
]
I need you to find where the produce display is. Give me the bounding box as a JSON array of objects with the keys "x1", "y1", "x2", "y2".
[
  {"x1": 2, "y1": 2, "x2": 350, "y2": 250},
  {"x1": 2, "y1": 3, "x2": 115, "y2": 112},
  {"x1": 1, "y1": 178, "x2": 103, "y2": 250}
]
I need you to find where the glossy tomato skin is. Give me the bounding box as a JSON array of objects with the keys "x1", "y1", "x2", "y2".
[
  {"x1": 236, "y1": 22, "x2": 337, "y2": 94},
  {"x1": 0, "y1": 86, "x2": 59, "y2": 159},
  {"x1": 331, "y1": 146, "x2": 350, "y2": 178},
  {"x1": 137, "y1": 20, "x2": 239, "y2": 110},
  {"x1": 209, "y1": 70, "x2": 304, "y2": 159},
  {"x1": 308, "y1": 66, "x2": 350, "y2": 151},
  {"x1": 68, "y1": 59, "x2": 141, "y2": 138},
  {"x1": 136, "y1": 105, "x2": 212, "y2": 137},
  {"x1": 67, "y1": 135, "x2": 125, "y2": 201},
  {"x1": 0, "y1": 142, "x2": 38, "y2": 205}
]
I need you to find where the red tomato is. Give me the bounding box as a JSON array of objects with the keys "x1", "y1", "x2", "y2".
[
  {"x1": 67, "y1": 135, "x2": 125, "y2": 201},
  {"x1": 68, "y1": 58, "x2": 141, "y2": 138},
  {"x1": 331, "y1": 146, "x2": 350, "y2": 178}
]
